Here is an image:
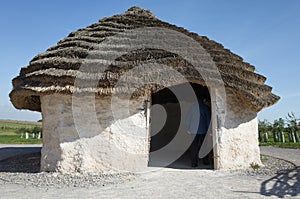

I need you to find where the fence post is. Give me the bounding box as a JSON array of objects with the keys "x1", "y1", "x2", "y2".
[
  {"x1": 288, "y1": 132, "x2": 292, "y2": 142},
  {"x1": 25, "y1": 132, "x2": 29, "y2": 139},
  {"x1": 278, "y1": 131, "x2": 282, "y2": 142},
  {"x1": 292, "y1": 131, "x2": 296, "y2": 143},
  {"x1": 288, "y1": 131, "x2": 296, "y2": 143},
  {"x1": 273, "y1": 131, "x2": 279, "y2": 142},
  {"x1": 264, "y1": 132, "x2": 268, "y2": 143},
  {"x1": 280, "y1": 132, "x2": 285, "y2": 143},
  {"x1": 280, "y1": 131, "x2": 285, "y2": 143},
  {"x1": 294, "y1": 131, "x2": 299, "y2": 142}
]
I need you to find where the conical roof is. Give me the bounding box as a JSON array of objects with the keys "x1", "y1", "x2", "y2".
[{"x1": 10, "y1": 6, "x2": 279, "y2": 112}]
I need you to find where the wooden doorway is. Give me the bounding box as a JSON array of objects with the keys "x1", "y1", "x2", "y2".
[{"x1": 148, "y1": 83, "x2": 214, "y2": 169}]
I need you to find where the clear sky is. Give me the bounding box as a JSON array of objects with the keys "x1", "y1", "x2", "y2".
[{"x1": 0, "y1": 0, "x2": 299, "y2": 122}]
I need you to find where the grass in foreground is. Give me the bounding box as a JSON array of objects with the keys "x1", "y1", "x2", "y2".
[
  {"x1": 0, "y1": 135, "x2": 42, "y2": 144},
  {"x1": 0, "y1": 120, "x2": 42, "y2": 143},
  {"x1": 259, "y1": 141, "x2": 300, "y2": 149}
]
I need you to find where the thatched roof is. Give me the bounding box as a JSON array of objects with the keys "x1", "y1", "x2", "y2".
[{"x1": 10, "y1": 6, "x2": 279, "y2": 112}]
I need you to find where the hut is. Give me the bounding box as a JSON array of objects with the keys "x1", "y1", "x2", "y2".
[{"x1": 10, "y1": 7, "x2": 279, "y2": 173}]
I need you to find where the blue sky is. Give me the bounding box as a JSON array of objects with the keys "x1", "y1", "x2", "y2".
[{"x1": 0, "y1": 0, "x2": 299, "y2": 122}]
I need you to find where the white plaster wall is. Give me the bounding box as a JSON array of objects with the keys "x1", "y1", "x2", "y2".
[
  {"x1": 41, "y1": 89, "x2": 261, "y2": 172},
  {"x1": 40, "y1": 94, "x2": 148, "y2": 173},
  {"x1": 217, "y1": 89, "x2": 261, "y2": 169}
]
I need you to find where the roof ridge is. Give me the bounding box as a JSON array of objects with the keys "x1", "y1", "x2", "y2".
[{"x1": 124, "y1": 6, "x2": 156, "y2": 18}]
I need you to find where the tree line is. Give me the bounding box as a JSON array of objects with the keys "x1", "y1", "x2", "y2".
[
  {"x1": 258, "y1": 112, "x2": 300, "y2": 143},
  {"x1": 17, "y1": 126, "x2": 43, "y2": 139}
]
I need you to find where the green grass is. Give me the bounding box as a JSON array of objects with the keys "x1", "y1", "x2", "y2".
[
  {"x1": 260, "y1": 157, "x2": 268, "y2": 163},
  {"x1": 0, "y1": 120, "x2": 42, "y2": 144},
  {"x1": 0, "y1": 121, "x2": 41, "y2": 133},
  {"x1": 259, "y1": 141, "x2": 300, "y2": 149},
  {"x1": 0, "y1": 121, "x2": 36, "y2": 129},
  {"x1": 0, "y1": 135, "x2": 42, "y2": 144}
]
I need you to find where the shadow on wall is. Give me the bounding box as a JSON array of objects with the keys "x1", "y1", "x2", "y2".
[
  {"x1": 223, "y1": 89, "x2": 257, "y2": 129},
  {"x1": 0, "y1": 147, "x2": 41, "y2": 173},
  {"x1": 260, "y1": 167, "x2": 300, "y2": 198}
]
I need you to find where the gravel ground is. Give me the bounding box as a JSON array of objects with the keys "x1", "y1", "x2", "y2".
[
  {"x1": 0, "y1": 148, "x2": 299, "y2": 198},
  {"x1": 235, "y1": 155, "x2": 296, "y2": 176},
  {"x1": 260, "y1": 146, "x2": 300, "y2": 166},
  {"x1": 0, "y1": 153, "x2": 295, "y2": 189},
  {"x1": 0, "y1": 153, "x2": 135, "y2": 188},
  {"x1": 0, "y1": 172, "x2": 135, "y2": 189}
]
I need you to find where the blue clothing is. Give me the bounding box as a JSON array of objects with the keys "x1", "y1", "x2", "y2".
[{"x1": 186, "y1": 101, "x2": 211, "y2": 135}]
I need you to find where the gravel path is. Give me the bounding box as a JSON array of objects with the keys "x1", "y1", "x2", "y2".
[
  {"x1": 0, "y1": 145, "x2": 299, "y2": 199},
  {"x1": 0, "y1": 165, "x2": 299, "y2": 199},
  {"x1": 260, "y1": 146, "x2": 300, "y2": 166}
]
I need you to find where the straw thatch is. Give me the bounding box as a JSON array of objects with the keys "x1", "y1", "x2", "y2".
[{"x1": 10, "y1": 6, "x2": 279, "y2": 112}]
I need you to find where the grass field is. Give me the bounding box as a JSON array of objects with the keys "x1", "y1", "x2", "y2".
[
  {"x1": 0, "y1": 120, "x2": 42, "y2": 144},
  {"x1": 0, "y1": 135, "x2": 42, "y2": 144},
  {"x1": 0, "y1": 120, "x2": 41, "y2": 134},
  {"x1": 259, "y1": 141, "x2": 300, "y2": 149}
]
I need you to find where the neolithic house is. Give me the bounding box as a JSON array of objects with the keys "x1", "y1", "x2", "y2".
[{"x1": 10, "y1": 7, "x2": 279, "y2": 173}]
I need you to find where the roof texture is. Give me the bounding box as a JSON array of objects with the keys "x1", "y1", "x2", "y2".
[{"x1": 10, "y1": 6, "x2": 279, "y2": 112}]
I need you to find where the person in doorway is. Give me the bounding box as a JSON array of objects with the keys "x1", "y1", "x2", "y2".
[{"x1": 186, "y1": 97, "x2": 211, "y2": 167}]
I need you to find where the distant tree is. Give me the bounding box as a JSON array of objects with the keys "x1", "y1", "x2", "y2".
[
  {"x1": 16, "y1": 127, "x2": 28, "y2": 134},
  {"x1": 258, "y1": 120, "x2": 272, "y2": 142},
  {"x1": 32, "y1": 126, "x2": 42, "y2": 134},
  {"x1": 31, "y1": 126, "x2": 42, "y2": 139},
  {"x1": 273, "y1": 118, "x2": 285, "y2": 132},
  {"x1": 286, "y1": 112, "x2": 300, "y2": 142},
  {"x1": 286, "y1": 112, "x2": 299, "y2": 132},
  {"x1": 273, "y1": 118, "x2": 285, "y2": 142}
]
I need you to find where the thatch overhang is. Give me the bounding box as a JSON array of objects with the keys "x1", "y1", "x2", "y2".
[{"x1": 10, "y1": 6, "x2": 279, "y2": 112}]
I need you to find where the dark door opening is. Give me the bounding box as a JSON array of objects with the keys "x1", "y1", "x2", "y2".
[{"x1": 148, "y1": 83, "x2": 213, "y2": 169}]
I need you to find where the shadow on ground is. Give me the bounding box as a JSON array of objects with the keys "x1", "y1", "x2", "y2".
[
  {"x1": 149, "y1": 152, "x2": 213, "y2": 170},
  {"x1": 0, "y1": 147, "x2": 41, "y2": 173},
  {"x1": 260, "y1": 166, "x2": 300, "y2": 198}
]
